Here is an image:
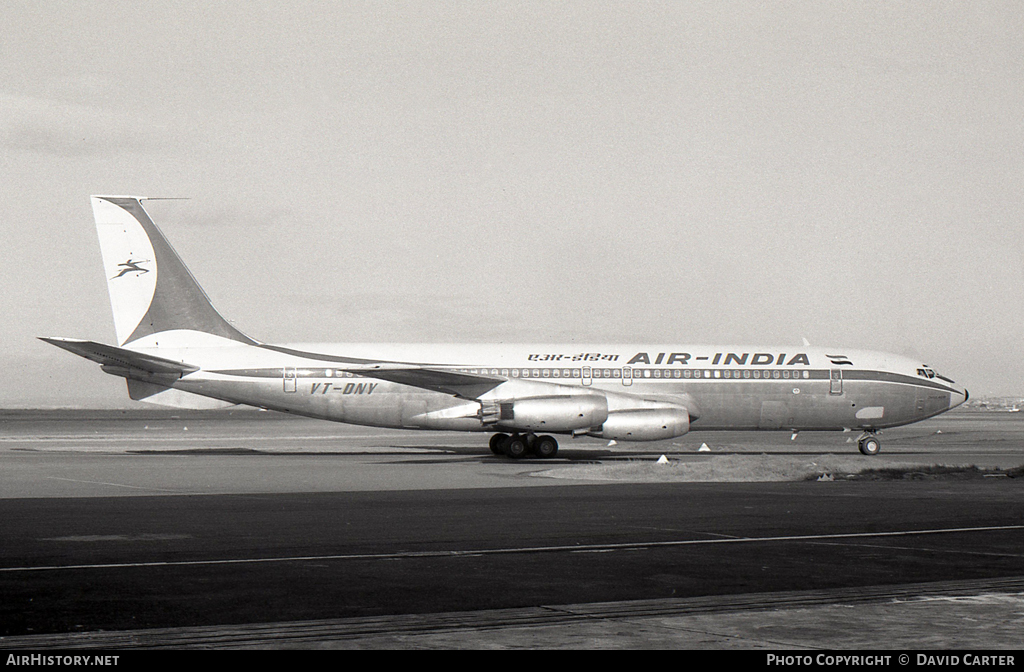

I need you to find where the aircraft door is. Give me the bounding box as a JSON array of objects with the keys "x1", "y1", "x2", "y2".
[
  {"x1": 283, "y1": 367, "x2": 297, "y2": 393},
  {"x1": 622, "y1": 367, "x2": 632, "y2": 386},
  {"x1": 830, "y1": 369, "x2": 843, "y2": 395}
]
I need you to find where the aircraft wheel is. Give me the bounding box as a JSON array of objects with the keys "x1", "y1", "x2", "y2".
[
  {"x1": 489, "y1": 433, "x2": 509, "y2": 455},
  {"x1": 859, "y1": 436, "x2": 881, "y2": 456},
  {"x1": 533, "y1": 435, "x2": 559, "y2": 459},
  {"x1": 504, "y1": 435, "x2": 529, "y2": 459}
]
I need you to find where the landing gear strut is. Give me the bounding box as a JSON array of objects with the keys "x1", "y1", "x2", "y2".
[
  {"x1": 489, "y1": 433, "x2": 559, "y2": 459},
  {"x1": 857, "y1": 431, "x2": 881, "y2": 456}
]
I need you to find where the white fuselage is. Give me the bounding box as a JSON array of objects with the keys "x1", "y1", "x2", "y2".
[{"x1": 128, "y1": 332, "x2": 968, "y2": 436}]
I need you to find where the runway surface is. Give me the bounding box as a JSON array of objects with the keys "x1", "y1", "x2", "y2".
[{"x1": 1, "y1": 408, "x2": 1022, "y2": 649}]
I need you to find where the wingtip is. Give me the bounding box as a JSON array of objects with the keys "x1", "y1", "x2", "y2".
[
  {"x1": 90, "y1": 195, "x2": 188, "y2": 201},
  {"x1": 39, "y1": 336, "x2": 90, "y2": 348}
]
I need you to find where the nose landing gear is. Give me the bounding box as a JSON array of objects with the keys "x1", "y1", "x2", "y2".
[{"x1": 857, "y1": 431, "x2": 881, "y2": 455}]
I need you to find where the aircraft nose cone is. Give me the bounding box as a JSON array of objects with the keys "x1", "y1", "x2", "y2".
[{"x1": 952, "y1": 388, "x2": 968, "y2": 409}]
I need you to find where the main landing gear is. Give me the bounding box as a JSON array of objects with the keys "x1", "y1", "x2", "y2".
[
  {"x1": 857, "y1": 431, "x2": 881, "y2": 456},
  {"x1": 489, "y1": 433, "x2": 559, "y2": 459}
]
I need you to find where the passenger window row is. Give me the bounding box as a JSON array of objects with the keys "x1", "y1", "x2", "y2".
[{"x1": 447, "y1": 368, "x2": 813, "y2": 380}]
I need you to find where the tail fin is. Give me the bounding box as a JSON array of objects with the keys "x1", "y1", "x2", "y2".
[{"x1": 91, "y1": 196, "x2": 255, "y2": 346}]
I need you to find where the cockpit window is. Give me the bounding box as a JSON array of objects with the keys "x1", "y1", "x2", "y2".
[{"x1": 917, "y1": 366, "x2": 956, "y2": 384}]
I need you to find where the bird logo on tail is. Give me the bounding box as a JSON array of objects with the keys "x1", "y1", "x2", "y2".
[{"x1": 112, "y1": 259, "x2": 150, "y2": 279}]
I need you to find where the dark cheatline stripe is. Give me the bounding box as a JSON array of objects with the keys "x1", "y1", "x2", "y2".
[
  {"x1": 839, "y1": 369, "x2": 959, "y2": 394},
  {"x1": 205, "y1": 365, "x2": 959, "y2": 394}
]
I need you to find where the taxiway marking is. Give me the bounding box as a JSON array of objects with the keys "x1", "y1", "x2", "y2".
[
  {"x1": 43, "y1": 476, "x2": 192, "y2": 493},
  {"x1": 2, "y1": 524, "x2": 1022, "y2": 573}
]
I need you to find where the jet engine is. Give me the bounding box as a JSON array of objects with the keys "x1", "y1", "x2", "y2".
[
  {"x1": 493, "y1": 395, "x2": 609, "y2": 433},
  {"x1": 587, "y1": 406, "x2": 690, "y2": 441}
]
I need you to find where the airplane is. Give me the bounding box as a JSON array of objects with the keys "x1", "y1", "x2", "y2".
[{"x1": 42, "y1": 196, "x2": 969, "y2": 458}]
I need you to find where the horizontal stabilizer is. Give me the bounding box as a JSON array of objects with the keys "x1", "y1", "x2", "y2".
[{"x1": 39, "y1": 337, "x2": 199, "y2": 379}]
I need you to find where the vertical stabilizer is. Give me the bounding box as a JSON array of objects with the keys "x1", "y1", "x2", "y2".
[{"x1": 91, "y1": 196, "x2": 255, "y2": 346}]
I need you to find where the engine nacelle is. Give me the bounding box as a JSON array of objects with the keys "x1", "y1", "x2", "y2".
[
  {"x1": 495, "y1": 395, "x2": 609, "y2": 433},
  {"x1": 587, "y1": 407, "x2": 690, "y2": 441}
]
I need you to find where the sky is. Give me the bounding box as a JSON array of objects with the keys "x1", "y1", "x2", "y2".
[{"x1": 2, "y1": 1, "x2": 1023, "y2": 407}]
